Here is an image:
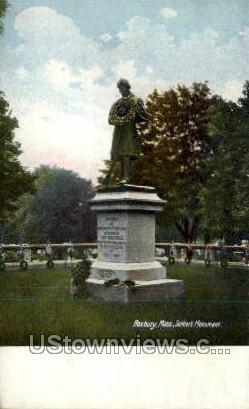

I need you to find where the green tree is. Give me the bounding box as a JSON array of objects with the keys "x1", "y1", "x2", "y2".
[
  {"x1": 0, "y1": 92, "x2": 35, "y2": 224},
  {"x1": 0, "y1": 0, "x2": 7, "y2": 34},
  {"x1": 0, "y1": 0, "x2": 35, "y2": 227},
  {"x1": 231, "y1": 81, "x2": 249, "y2": 240},
  {"x1": 238, "y1": 80, "x2": 249, "y2": 117},
  {"x1": 6, "y1": 166, "x2": 96, "y2": 243},
  {"x1": 200, "y1": 86, "x2": 249, "y2": 243},
  {"x1": 233, "y1": 153, "x2": 249, "y2": 241},
  {"x1": 98, "y1": 160, "x2": 120, "y2": 186},
  {"x1": 133, "y1": 82, "x2": 216, "y2": 242}
]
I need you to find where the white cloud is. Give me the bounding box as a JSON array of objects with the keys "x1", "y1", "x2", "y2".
[
  {"x1": 45, "y1": 60, "x2": 75, "y2": 90},
  {"x1": 14, "y1": 7, "x2": 81, "y2": 41},
  {"x1": 15, "y1": 66, "x2": 29, "y2": 80},
  {"x1": 146, "y1": 66, "x2": 153, "y2": 74},
  {"x1": 100, "y1": 33, "x2": 112, "y2": 43},
  {"x1": 111, "y1": 59, "x2": 166, "y2": 97},
  {"x1": 115, "y1": 16, "x2": 175, "y2": 78},
  {"x1": 219, "y1": 79, "x2": 244, "y2": 101},
  {"x1": 160, "y1": 7, "x2": 178, "y2": 19},
  {"x1": 80, "y1": 65, "x2": 104, "y2": 86},
  {"x1": 117, "y1": 16, "x2": 151, "y2": 41},
  {"x1": 238, "y1": 27, "x2": 249, "y2": 39},
  {"x1": 111, "y1": 59, "x2": 137, "y2": 81},
  {"x1": 18, "y1": 101, "x2": 111, "y2": 180},
  {"x1": 13, "y1": 7, "x2": 101, "y2": 68}
]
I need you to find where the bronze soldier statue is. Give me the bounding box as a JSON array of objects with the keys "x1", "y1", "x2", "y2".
[{"x1": 105, "y1": 78, "x2": 148, "y2": 185}]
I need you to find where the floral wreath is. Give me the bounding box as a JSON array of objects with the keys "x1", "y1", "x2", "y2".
[{"x1": 109, "y1": 95, "x2": 137, "y2": 126}]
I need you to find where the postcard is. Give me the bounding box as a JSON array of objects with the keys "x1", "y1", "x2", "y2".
[{"x1": 0, "y1": 0, "x2": 248, "y2": 408}]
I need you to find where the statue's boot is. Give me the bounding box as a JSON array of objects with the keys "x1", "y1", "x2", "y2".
[
  {"x1": 120, "y1": 157, "x2": 131, "y2": 184},
  {"x1": 103, "y1": 173, "x2": 111, "y2": 186},
  {"x1": 103, "y1": 162, "x2": 115, "y2": 186}
]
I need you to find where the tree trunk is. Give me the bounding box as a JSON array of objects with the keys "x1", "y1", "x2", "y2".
[{"x1": 175, "y1": 215, "x2": 200, "y2": 243}]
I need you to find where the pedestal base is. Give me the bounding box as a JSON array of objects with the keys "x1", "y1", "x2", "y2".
[
  {"x1": 86, "y1": 278, "x2": 184, "y2": 303},
  {"x1": 88, "y1": 183, "x2": 184, "y2": 303},
  {"x1": 90, "y1": 260, "x2": 166, "y2": 281}
]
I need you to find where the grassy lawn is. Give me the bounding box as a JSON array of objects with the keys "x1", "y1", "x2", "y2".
[{"x1": 0, "y1": 263, "x2": 248, "y2": 345}]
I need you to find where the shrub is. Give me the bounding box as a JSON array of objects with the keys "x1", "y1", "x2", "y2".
[
  {"x1": 71, "y1": 254, "x2": 91, "y2": 287},
  {"x1": 50, "y1": 247, "x2": 66, "y2": 260},
  {"x1": 123, "y1": 280, "x2": 135, "y2": 287},
  {"x1": 104, "y1": 279, "x2": 136, "y2": 291},
  {"x1": 72, "y1": 248, "x2": 83, "y2": 260},
  {"x1": 104, "y1": 278, "x2": 120, "y2": 287},
  {"x1": 36, "y1": 252, "x2": 46, "y2": 261},
  {"x1": 4, "y1": 251, "x2": 18, "y2": 263},
  {"x1": 91, "y1": 249, "x2": 98, "y2": 259},
  {"x1": 67, "y1": 247, "x2": 74, "y2": 259}
]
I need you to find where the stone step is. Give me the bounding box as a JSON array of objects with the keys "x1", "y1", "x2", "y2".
[{"x1": 86, "y1": 278, "x2": 184, "y2": 303}]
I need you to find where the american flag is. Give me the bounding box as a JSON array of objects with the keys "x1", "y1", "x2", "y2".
[{"x1": 45, "y1": 242, "x2": 52, "y2": 255}]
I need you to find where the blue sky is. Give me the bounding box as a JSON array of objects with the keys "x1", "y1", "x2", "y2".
[{"x1": 0, "y1": 0, "x2": 248, "y2": 181}]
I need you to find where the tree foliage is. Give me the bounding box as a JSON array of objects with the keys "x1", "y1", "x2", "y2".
[
  {"x1": 98, "y1": 160, "x2": 120, "y2": 186},
  {"x1": 201, "y1": 83, "x2": 249, "y2": 243},
  {"x1": 12, "y1": 166, "x2": 96, "y2": 243},
  {"x1": 0, "y1": 92, "x2": 35, "y2": 224},
  {"x1": 234, "y1": 82, "x2": 249, "y2": 236},
  {"x1": 132, "y1": 82, "x2": 216, "y2": 242},
  {"x1": 238, "y1": 80, "x2": 249, "y2": 117},
  {"x1": 0, "y1": 0, "x2": 7, "y2": 35},
  {"x1": 0, "y1": 5, "x2": 35, "y2": 225}
]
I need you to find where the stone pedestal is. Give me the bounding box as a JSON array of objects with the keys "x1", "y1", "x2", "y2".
[{"x1": 86, "y1": 184, "x2": 184, "y2": 303}]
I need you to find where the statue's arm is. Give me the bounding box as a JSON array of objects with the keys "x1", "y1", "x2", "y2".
[
  {"x1": 108, "y1": 103, "x2": 116, "y2": 125},
  {"x1": 135, "y1": 98, "x2": 149, "y2": 122}
]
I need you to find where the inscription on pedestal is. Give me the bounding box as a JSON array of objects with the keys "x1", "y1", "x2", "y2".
[
  {"x1": 97, "y1": 270, "x2": 116, "y2": 279},
  {"x1": 98, "y1": 214, "x2": 128, "y2": 261}
]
